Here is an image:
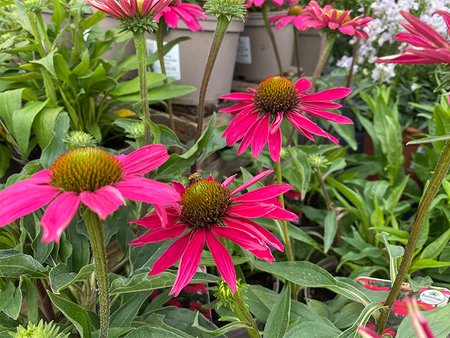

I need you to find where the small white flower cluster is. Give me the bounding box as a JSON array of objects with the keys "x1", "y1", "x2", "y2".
[{"x1": 337, "y1": 0, "x2": 450, "y2": 83}]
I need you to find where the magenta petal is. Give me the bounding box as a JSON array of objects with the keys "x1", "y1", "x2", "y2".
[
  {"x1": 251, "y1": 113, "x2": 270, "y2": 158},
  {"x1": 205, "y1": 232, "x2": 236, "y2": 293},
  {"x1": 169, "y1": 229, "x2": 206, "y2": 296},
  {"x1": 227, "y1": 203, "x2": 276, "y2": 218},
  {"x1": 80, "y1": 186, "x2": 125, "y2": 220},
  {"x1": 172, "y1": 181, "x2": 186, "y2": 195},
  {"x1": 268, "y1": 127, "x2": 282, "y2": 163},
  {"x1": 263, "y1": 206, "x2": 298, "y2": 221},
  {"x1": 222, "y1": 174, "x2": 237, "y2": 188},
  {"x1": 302, "y1": 87, "x2": 352, "y2": 102},
  {"x1": 130, "y1": 224, "x2": 187, "y2": 246},
  {"x1": 295, "y1": 77, "x2": 312, "y2": 93},
  {"x1": 118, "y1": 144, "x2": 169, "y2": 176},
  {"x1": 41, "y1": 192, "x2": 80, "y2": 243},
  {"x1": 0, "y1": 176, "x2": 59, "y2": 227},
  {"x1": 150, "y1": 232, "x2": 191, "y2": 276},
  {"x1": 131, "y1": 208, "x2": 180, "y2": 229},
  {"x1": 212, "y1": 225, "x2": 266, "y2": 251},
  {"x1": 220, "y1": 92, "x2": 254, "y2": 101},
  {"x1": 114, "y1": 176, "x2": 180, "y2": 205},
  {"x1": 233, "y1": 184, "x2": 292, "y2": 203},
  {"x1": 231, "y1": 170, "x2": 274, "y2": 194}
]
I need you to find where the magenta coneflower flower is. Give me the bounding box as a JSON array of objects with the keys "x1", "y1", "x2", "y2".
[
  {"x1": 269, "y1": 5, "x2": 306, "y2": 31},
  {"x1": 85, "y1": 0, "x2": 170, "y2": 20},
  {"x1": 376, "y1": 10, "x2": 450, "y2": 65},
  {"x1": 154, "y1": 0, "x2": 206, "y2": 32},
  {"x1": 219, "y1": 76, "x2": 352, "y2": 162},
  {"x1": 0, "y1": 145, "x2": 179, "y2": 243},
  {"x1": 301, "y1": 1, "x2": 372, "y2": 39},
  {"x1": 245, "y1": 0, "x2": 295, "y2": 9},
  {"x1": 130, "y1": 170, "x2": 297, "y2": 296}
]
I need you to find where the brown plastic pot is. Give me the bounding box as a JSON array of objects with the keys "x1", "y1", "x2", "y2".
[
  {"x1": 150, "y1": 15, "x2": 245, "y2": 106},
  {"x1": 234, "y1": 11, "x2": 294, "y2": 82},
  {"x1": 292, "y1": 29, "x2": 325, "y2": 76}
]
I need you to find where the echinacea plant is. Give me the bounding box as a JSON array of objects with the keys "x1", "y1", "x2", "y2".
[
  {"x1": 13, "y1": 320, "x2": 68, "y2": 338},
  {"x1": 0, "y1": 145, "x2": 179, "y2": 338}
]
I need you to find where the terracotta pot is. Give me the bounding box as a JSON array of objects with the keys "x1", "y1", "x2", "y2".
[
  {"x1": 292, "y1": 29, "x2": 325, "y2": 76},
  {"x1": 234, "y1": 11, "x2": 294, "y2": 82},
  {"x1": 147, "y1": 15, "x2": 245, "y2": 106}
]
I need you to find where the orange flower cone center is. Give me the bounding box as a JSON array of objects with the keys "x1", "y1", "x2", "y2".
[
  {"x1": 254, "y1": 76, "x2": 299, "y2": 115},
  {"x1": 180, "y1": 179, "x2": 232, "y2": 229},
  {"x1": 326, "y1": 9, "x2": 351, "y2": 23},
  {"x1": 287, "y1": 6, "x2": 302, "y2": 16},
  {"x1": 50, "y1": 147, "x2": 123, "y2": 193}
]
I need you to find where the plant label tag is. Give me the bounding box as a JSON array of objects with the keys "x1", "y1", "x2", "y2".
[
  {"x1": 146, "y1": 39, "x2": 181, "y2": 80},
  {"x1": 236, "y1": 36, "x2": 252, "y2": 64}
]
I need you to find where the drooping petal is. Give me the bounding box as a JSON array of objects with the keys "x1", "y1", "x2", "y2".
[
  {"x1": 131, "y1": 208, "x2": 180, "y2": 229},
  {"x1": 117, "y1": 144, "x2": 169, "y2": 176},
  {"x1": 263, "y1": 206, "x2": 299, "y2": 221},
  {"x1": 212, "y1": 225, "x2": 267, "y2": 251},
  {"x1": 302, "y1": 87, "x2": 352, "y2": 102},
  {"x1": 114, "y1": 176, "x2": 180, "y2": 205},
  {"x1": 227, "y1": 203, "x2": 277, "y2": 218},
  {"x1": 0, "y1": 174, "x2": 60, "y2": 227},
  {"x1": 222, "y1": 174, "x2": 237, "y2": 188},
  {"x1": 250, "y1": 113, "x2": 270, "y2": 158},
  {"x1": 169, "y1": 229, "x2": 206, "y2": 296},
  {"x1": 268, "y1": 127, "x2": 282, "y2": 163},
  {"x1": 149, "y1": 232, "x2": 191, "y2": 276},
  {"x1": 80, "y1": 186, "x2": 125, "y2": 220},
  {"x1": 205, "y1": 232, "x2": 236, "y2": 292},
  {"x1": 295, "y1": 77, "x2": 312, "y2": 93},
  {"x1": 130, "y1": 224, "x2": 187, "y2": 246},
  {"x1": 41, "y1": 192, "x2": 81, "y2": 243}
]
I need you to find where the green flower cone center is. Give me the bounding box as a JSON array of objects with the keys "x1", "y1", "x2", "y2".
[
  {"x1": 288, "y1": 6, "x2": 302, "y2": 16},
  {"x1": 50, "y1": 147, "x2": 123, "y2": 193},
  {"x1": 254, "y1": 76, "x2": 299, "y2": 115},
  {"x1": 181, "y1": 179, "x2": 232, "y2": 229},
  {"x1": 326, "y1": 9, "x2": 351, "y2": 23}
]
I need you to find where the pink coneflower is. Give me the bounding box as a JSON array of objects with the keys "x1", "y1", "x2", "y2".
[
  {"x1": 245, "y1": 0, "x2": 295, "y2": 9},
  {"x1": 376, "y1": 10, "x2": 450, "y2": 65},
  {"x1": 219, "y1": 76, "x2": 352, "y2": 162},
  {"x1": 85, "y1": 0, "x2": 170, "y2": 19},
  {"x1": 154, "y1": 0, "x2": 206, "y2": 32},
  {"x1": 0, "y1": 145, "x2": 179, "y2": 243},
  {"x1": 130, "y1": 170, "x2": 297, "y2": 296},
  {"x1": 301, "y1": 0, "x2": 372, "y2": 39},
  {"x1": 269, "y1": 5, "x2": 306, "y2": 31}
]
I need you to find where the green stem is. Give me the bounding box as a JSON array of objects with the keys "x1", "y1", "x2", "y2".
[
  {"x1": 232, "y1": 291, "x2": 260, "y2": 338},
  {"x1": 195, "y1": 15, "x2": 231, "y2": 141},
  {"x1": 133, "y1": 31, "x2": 151, "y2": 145},
  {"x1": 275, "y1": 161, "x2": 295, "y2": 262},
  {"x1": 341, "y1": 39, "x2": 360, "y2": 105},
  {"x1": 311, "y1": 34, "x2": 335, "y2": 87},
  {"x1": 35, "y1": 11, "x2": 52, "y2": 52},
  {"x1": 293, "y1": 26, "x2": 301, "y2": 78},
  {"x1": 156, "y1": 21, "x2": 176, "y2": 132},
  {"x1": 376, "y1": 139, "x2": 450, "y2": 334},
  {"x1": 262, "y1": 4, "x2": 283, "y2": 75},
  {"x1": 82, "y1": 209, "x2": 110, "y2": 338}
]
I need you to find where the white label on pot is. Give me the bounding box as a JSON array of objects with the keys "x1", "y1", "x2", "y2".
[
  {"x1": 146, "y1": 39, "x2": 181, "y2": 80},
  {"x1": 419, "y1": 290, "x2": 447, "y2": 306},
  {"x1": 236, "y1": 36, "x2": 252, "y2": 64}
]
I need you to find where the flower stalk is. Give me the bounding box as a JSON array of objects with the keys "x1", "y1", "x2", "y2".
[
  {"x1": 232, "y1": 291, "x2": 261, "y2": 338},
  {"x1": 376, "y1": 139, "x2": 450, "y2": 334},
  {"x1": 133, "y1": 31, "x2": 152, "y2": 145},
  {"x1": 82, "y1": 208, "x2": 110, "y2": 338},
  {"x1": 311, "y1": 34, "x2": 336, "y2": 86},
  {"x1": 262, "y1": 3, "x2": 283, "y2": 75},
  {"x1": 156, "y1": 21, "x2": 176, "y2": 132},
  {"x1": 195, "y1": 15, "x2": 231, "y2": 140}
]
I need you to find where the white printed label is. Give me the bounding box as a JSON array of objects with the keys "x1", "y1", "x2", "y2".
[
  {"x1": 146, "y1": 39, "x2": 181, "y2": 80},
  {"x1": 236, "y1": 36, "x2": 252, "y2": 64},
  {"x1": 419, "y1": 290, "x2": 446, "y2": 306}
]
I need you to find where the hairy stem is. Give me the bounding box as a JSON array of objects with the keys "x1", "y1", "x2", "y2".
[
  {"x1": 195, "y1": 15, "x2": 231, "y2": 141},
  {"x1": 232, "y1": 291, "x2": 261, "y2": 338},
  {"x1": 83, "y1": 209, "x2": 110, "y2": 338},
  {"x1": 262, "y1": 4, "x2": 283, "y2": 75},
  {"x1": 311, "y1": 34, "x2": 335, "y2": 86},
  {"x1": 376, "y1": 139, "x2": 450, "y2": 333},
  {"x1": 133, "y1": 32, "x2": 151, "y2": 145},
  {"x1": 156, "y1": 21, "x2": 176, "y2": 132}
]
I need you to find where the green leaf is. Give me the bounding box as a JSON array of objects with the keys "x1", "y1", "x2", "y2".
[
  {"x1": 22, "y1": 277, "x2": 38, "y2": 323},
  {"x1": 0, "y1": 250, "x2": 47, "y2": 278},
  {"x1": 30, "y1": 51, "x2": 56, "y2": 77},
  {"x1": 110, "y1": 292, "x2": 149, "y2": 327},
  {"x1": 407, "y1": 134, "x2": 450, "y2": 145},
  {"x1": 283, "y1": 147, "x2": 311, "y2": 200},
  {"x1": 285, "y1": 322, "x2": 342, "y2": 338},
  {"x1": 47, "y1": 292, "x2": 92, "y2": 338},
  {"x1": 381, "y1": 232, "x2": 404, "y2": 281},
  {"x1": 263, "y1": 284, "x2": 291, "y2": 338},
  {"x1": 125, "y1": 327, "x2": 186, "y2": 338},
  {"x1": 40, "y1": 112, "x2": 69, "y2": 168},
  {"x1": 332, "y1": 123, "x2": 357, "y2": 150},
  {"x1": 0, "y1": 145, "x2": 11, "y2": 179},
  {"x1": 110, "y1": 72, "x2": 166, "y2": 97},
  {"x1": 148, "y1": 84, "x2": 196, "y2": 101},
  {"x1": 255, "y1": 261, "x2": 371, "y2": 305},
  {"x1": 49, "y1": 263, "x2": 95, "y2": 293},
  {"x1": 0, "y1": 283, "x2": 15, "y2": 313},
  {"x1": 337, "y1": 302, "x2": 385, "y2": 338},
  {"x1": 12, "y1": 100, "x2": 48, "y2": 160},
  {"x1": 32, "y1": 106, "x2": 63, "y2": 149},
  {"x1": 192, "y1": 312, "x2": 248, "y2": 337},
  {"x1": 420, "y1": 227, "x2": 450, "y2": 260},
  {"x1": 2, "y1": 280, "x2": 22, "y2": 320},
  {"x1": 324, "y1": 210, "x2": 337, "y2": 253},
  {"x1": 410, "y1": 259, "x2": 450, "y2": 272},
  {"x1": 0, "y1": 88, "x2": 24, "y2": 131}
]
